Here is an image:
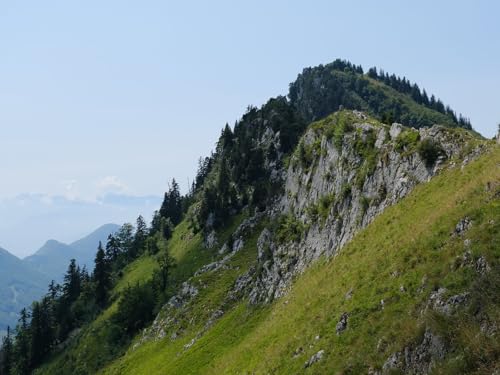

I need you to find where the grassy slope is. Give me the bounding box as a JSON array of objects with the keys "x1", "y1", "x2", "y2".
[
  {"x1": 35, "y1": 213, "x2": 249, "y2": 375},
  {"x1": 102, "y1": 146, "x2": 499, "y2": 374},
  {"x1": 364, "y1": 74, "x2": 459, "y2": 127},
  {"x1": 330, "y1": 70, "x2": 464, "y2": 129}
]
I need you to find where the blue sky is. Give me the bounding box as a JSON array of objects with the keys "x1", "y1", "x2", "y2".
[{"x1": 0, "y1": 1, "x2": 498, "y2": 255}]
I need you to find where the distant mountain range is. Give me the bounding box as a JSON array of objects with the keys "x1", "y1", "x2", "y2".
[
  {"x1": 0, "y1": 247, "x2": 49, "y2": 338},
  {"x1": 0, "y1": 192, "x2": 162, "y2": 258},
  {"x1": 24, "y1": 223, "x2": 120, "y2": 279},
  {"x1": 0, "y1": 223, "x2": 119, "y2": 337}
]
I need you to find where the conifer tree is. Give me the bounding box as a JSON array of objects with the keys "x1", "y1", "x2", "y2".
[
  {"x1": 1, "y1": 326, "x2": 13, "y2": 375},
  {"x1": 157, "y1": 252, "x2": 176, "y2": 290},
  {"x1": 116, "y1": 223, "x2": 134, "y2": 256},
  {"x1": 130, "y1": 216, "x2": 147, "y2": 258},
  {"x1": 218, "y1": 123, "x2": 233, "y2": 152},
  {"x1": 159, "y1": 179, "x2": 182, "y2": 225},
  {"x1": 93, "y1": 241, "x2": 111, "y2": 308},
  {"x1": 13, "y1": 309, "x2": 30, "y2": 375},
  {"x1": 149, "y1": 211, "x2": 161, "y2": 235},
  {"x1": 29, "y1": 302, "x2": 44, "y2": 368},
  {"x1": 63, "y1": 259, "x2": 81, "y2": 304},
  {"x1": 105, "y1": 234, "x2": 121, "y2": 262},
  {"x1": 422, "y1": 89, "x2": 429, "y2": 105},
  {"x1": 47, "y1": 280, "x2": 60, "y2": 300}
]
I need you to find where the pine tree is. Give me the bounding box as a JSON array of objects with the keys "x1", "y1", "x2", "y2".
[
  {"x1": 157, "y1": 253, "x2": 176, "y2": 290},
  {"x1": 13, "y1": 309, "x2": 30, "y2": 375},
  {"x1": 159, "y1": 179, "x2": 182, "y2": 225},
  {"x1": 430, "y1": 94, "x2": 437, "y2": 108},
  {"x1": 116, "y1": 223, "x2": 134, "y2": 256},
  {"x1": 218, "y1": 123, "x2": 233, "y2": 152},
  {"x1": 367, "y1": 67, "x2": 378, "y2": 78},
  {"x1": 149, "y1": 211, "x2": 162, "y2": 234},
  {"x1": 63, "y1": 259, "x2": 81, "y2": 304},
  {"x1": 194, "y1": 156, "x2": 211, "y2": 191},
  {"x1": 1, "y1": 326, "x2": 13, "y2": 375},
  {"x1": 131, "y1": 216, "x2": 147, "y2": 258},
  {"x1": 54, "y1": 259, "x2": 82, "y2": 339},
  {"x1": 93, "y1": 241, "x2": 111, "y2": 308},
  {"x1": 39, "y1": 298, "x2": 54, "y2": 354},
  {"x1": 159, "y1": 217, "x2": 174, "y2": 240},
  {"x1": 105, "y1": 234, "x2": 121, "y2": 262},
  {"x1": 422, "y1": 89, "x2": 429, "y2": 105},
  {"x1": 29, "y1": 302, "x2": 44, "y2": 367},
  {"x1": 169, "y1": 179, "x2": 182, "y2": 224},
  {"x1": 47, "y1": 280, "x2": 60, "y2": 300}
]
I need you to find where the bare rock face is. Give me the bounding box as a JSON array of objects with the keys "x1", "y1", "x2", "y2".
[
  {"x1": 382, "y1": 329, "x2": 447, "y2": 374},
  {"x1": 427, "y1": 288, "x2": 469, "y2": 316},
  {"x1": 304, "y1": 349, "x2": 325, "y2": 368},
  {"x1": 389, "y1": 123, "x2": 403, "y2": 139},
  {"x1": 168, "y1": 282, "x2": 199, "y2": 309},
  {"x1": 475, "y1": 255, "x2": 491, "y2": 275},
  {"x1": 453, "y1": 216, "x2": 472, "y2": 236},
  {"x1": 138, "y1": 282, "x2": 199, "y2": 345},
  {"x1": 248, "y1": 114, "x2": 479, "y2": 303},
  {"x1": 204, "y1": 230, "x2": 218, "y2": 249},
  {"x1": 336, "y1": 312, "x2": 349, "y2": 335},
  {"x1": 140, "y1": 112, "x2": 485, "y2": 354}
]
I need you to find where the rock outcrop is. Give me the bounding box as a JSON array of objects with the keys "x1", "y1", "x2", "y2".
[
  {"x1": 247, "y1": 113, "x2": 482, "y2": 302},
  {"x1": 140, "y1": 111, "x2": 486, "y2": 354},
  {"x1": 382, "y1": 329, "x2": 447, "y2": 374}
]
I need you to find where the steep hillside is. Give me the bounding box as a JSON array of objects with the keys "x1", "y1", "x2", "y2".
[
  {"x1": 33, "y1": 111, "x2": 497, "y2": 375},
  {"x1": 102, "y1": 142, "x2": 499, "y2": 375},
  {"x1": 24, "y1": 224, "x2": 120, "y2": 281},
  {"x1": 0, "y1": 248, "x2": 49, "y2": 337}
]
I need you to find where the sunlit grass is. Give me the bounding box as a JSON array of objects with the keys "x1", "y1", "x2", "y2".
[{"x1": 102, "y1": 146, "x2": 499, "y2": 374}]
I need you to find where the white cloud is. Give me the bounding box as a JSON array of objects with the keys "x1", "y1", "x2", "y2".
[
  {"x1": 96, "y1": 176, "x2": 128, "y2": 194},
  {"x1": 62, "y1": 179, "x2": 79, "y2": 201}
]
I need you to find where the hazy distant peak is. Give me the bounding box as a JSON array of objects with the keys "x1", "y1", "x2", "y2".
[
  {"x1": 35, "y1": 239, "x2": 73, "y2": 256},
  {"x1": 70, "y1": 223, "x2": 121, "y2": 252}
]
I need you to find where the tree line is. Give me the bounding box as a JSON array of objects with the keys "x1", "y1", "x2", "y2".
[
  {"x1": 0, "y1": 180, "x2": 185, "y2": 375},
  {"x1": 191, "y1": 96, "x2": 305, "y2": 233},
  {"x1": 366, "y1": 66, "x2": 471, "y2": 128},
  {"x1": 289, "y1": 59, "x2": 472, "y2": 129}
]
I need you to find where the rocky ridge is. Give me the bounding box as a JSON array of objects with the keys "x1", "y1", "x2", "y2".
[
  {"x1": 139, "y1": 110, "x2": 486, "y2": 350},
  {"x1": 247, "y1": 111, "x2": 484, "y2": 303}
]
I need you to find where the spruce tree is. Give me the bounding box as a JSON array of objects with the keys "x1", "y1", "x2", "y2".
[
  {"x1": 159, "y1": 179, "x2": 182, "y2": 225},
  {"x1": 29, "y1": 302, "x2": 44, "y2": 368},
  {"x1": 157, "y1": 253, "x2": 175, "y2": 290},
  {"x1": 47, "y1": 280, "x2": 60, "y2": 300},
  {"x1": 93, "y1": 241, "x2": 111, "y2": 308},
  {"x1": 63, "y1": 259, "x2": 81, "y2": 304},
  {"x1": 1, "y1": 326, "x2": 13, "y2": 375},
  {"x1": 105, "y1": 234, "x2": 121, "y2": 262},
  {"x1": 131, "y1": 216, "x2": 147, "y2": 258},
  {"x1": 116, "y1": 223, "x2": 134, "y2": 256},
  {"x1": 218, "y1": 123, "x2": 233, "y2": 152},
  {"x1": 149, "y1": 211, "x2": 161, "y2": 234},
  {"x1": 13, "y1": 309, "x2": 30, "y2": 375}
]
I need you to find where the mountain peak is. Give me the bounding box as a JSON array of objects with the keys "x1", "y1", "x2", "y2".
[
  {"x1": 0, "y1": 246, "x2": 16, "y2": 259},
  {"x1": 24, "y1": 223, "x2": 120, "y2": 280},
  {"x1": 36, "y1": 239, "x2": 72, "y2": 256},
  {"x1": 70, "y1": 223, "x2": 120, "y2": 251}
]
